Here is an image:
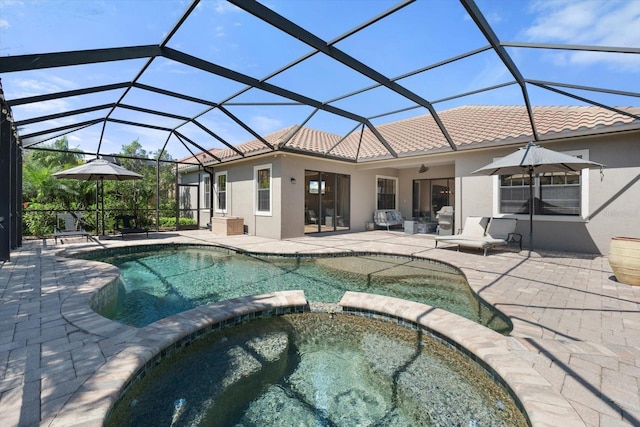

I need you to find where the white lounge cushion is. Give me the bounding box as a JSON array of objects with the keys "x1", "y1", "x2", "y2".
[
  {"x1": 486, "y1": 218, "x2": 518, "y2": 240},
  {"x1": 434, "y1": 216, "x2": 488, "y2": 242},
  {"x1": 434, "y1": 217, "x2": 518, "y2": 256}
]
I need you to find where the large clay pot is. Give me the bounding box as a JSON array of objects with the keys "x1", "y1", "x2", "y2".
[{"x1": 609, "y1": 236, "x2": 640, "y2": 286}]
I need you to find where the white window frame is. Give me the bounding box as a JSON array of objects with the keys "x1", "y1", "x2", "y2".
[
  {"x1": 215, "y1": 171, "x2": 227, "y2": 214},
  {"x1": 203, "y1": 175, "x2": 211, "y2": 210},
  {"x1": 375, "y1": 175, "x2": 399, "y2": 210},
  {"x1": 254, "y1": 163, "x2": 272, "y2": 216},
  {"x1": 492, "y1": 149, "x2": 591, "y2": 222}
]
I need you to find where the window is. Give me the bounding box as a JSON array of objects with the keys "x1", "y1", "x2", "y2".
[
  {"x1": 203, "y1": 175, "x2": 211, "y2": 209},
  {"x1": 215, "y1": 172, "x2": 227, "y2": 213},
  {"x1": 308, "y1": 180, "x2": 325, "y2": 194},
  {"x1": 499, "y1": 150, "x2": 587, "y2": 217},
  {"x1": 254, "y1": 164, "x2": 271, "y2": 215},
  {"x1": 499, "y1": 174, "x2": 531, "y2": 214},
  {"x1": 539, "y1": 171, "x2": 581, "y2": 215},
  {"x1": 376, "y1": 176, "x2": 398, "y2": 210}
]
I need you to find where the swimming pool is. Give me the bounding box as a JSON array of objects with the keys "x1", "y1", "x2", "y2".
[
  {"x1": 83, "y1": 245, "x2": 511, "y2": 332},
  {"x1": 106, "y1": 313, "x2": 528, "y2": 427}
]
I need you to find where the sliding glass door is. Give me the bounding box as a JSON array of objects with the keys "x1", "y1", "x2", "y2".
[
  {"x1": 411, "y1": 177, "x2": 455, "y2": 222},
  {"x1": 304, "y1": 170, "x2": 350, "y2": 233}
]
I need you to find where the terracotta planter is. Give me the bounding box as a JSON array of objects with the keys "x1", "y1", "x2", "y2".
[{"x1": 609, "y1": 236, "x2": 640, "y2": 286}]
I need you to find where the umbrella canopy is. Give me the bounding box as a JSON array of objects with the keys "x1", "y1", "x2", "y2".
[
  {"x1": 472, "y1": 141, "x2": 604, "y2": 250},
  {"x1": 54, "y1": 159, "x2": 143, "y2": 236},
  {"x1": 53, "y1": 159, "x2": 143, "y2": 181}
]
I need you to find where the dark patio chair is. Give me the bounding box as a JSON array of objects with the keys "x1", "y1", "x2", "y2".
[{"x1": 114, "y1": 214, "x2": 149, "y2": 239}]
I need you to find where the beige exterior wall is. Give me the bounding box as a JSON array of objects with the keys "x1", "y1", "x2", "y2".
[
  {"x1": 581, "y1": 133, "x2": 640, "y2": 254},
  {"x1": 181, "y1": 130, "x2": 639, "y2": 254},
  {"x1": 398, "y1": 162, "x2": 456, "y2": 221},
  {"x1": 279, "y1": 156, "x2": 397, "y2": 237},
  {"x1": 185, "y1": 155, "x2": 412, "y2": 239},
  {"x1": 219, "y1": 156, "x2": 283, "y2": 239},
  {"x1": 455, "y1": 133, "x2": 640, "y2": 254}
]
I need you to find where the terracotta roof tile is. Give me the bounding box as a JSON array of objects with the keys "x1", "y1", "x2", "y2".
[
  {"x1": 347, "y1": 105, "x2": 640, "y2": 159},
  {"x1": 182, "y1": 105, "x2": 640, "y2": 166}
]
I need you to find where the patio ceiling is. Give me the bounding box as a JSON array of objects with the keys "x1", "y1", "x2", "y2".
[{"x1": 1, "y1": 0, "x2": 639, "y2": 167}]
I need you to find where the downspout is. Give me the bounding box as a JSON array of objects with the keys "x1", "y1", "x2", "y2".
[
  {"x1": 204, "y1": 167, "x2": 214, "y2": 221},
  {"x1": 155, "y1": 158, "x2": 160, "y2": 232},
  {"x1": 174, "y1": 162, "x2": 179, "y2": 228}
]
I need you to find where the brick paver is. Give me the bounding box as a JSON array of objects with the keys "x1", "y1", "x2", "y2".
[{"x1": 1, "y1": 230, "x2": 639, "y2": 426}]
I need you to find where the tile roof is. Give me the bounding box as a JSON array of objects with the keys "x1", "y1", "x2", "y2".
[{"x1": 179, "y1": 105, "x2": 640, "y2": 167}]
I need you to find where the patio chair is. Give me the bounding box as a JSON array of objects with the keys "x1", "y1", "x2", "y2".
[
  {"x1": 483, "y1": 218, "x2": 522, "y2": 253},
  {"x1": 115, "y1": 214, "x2": 149, "y2": 239},
  {"x1": 373, "y1": 209, "x2": 404, "y2": 230},
  {"x1": 54, "y1": 213, "x2": 90, "y2": 244},
  {"x1": 435, "y1": 217, "x2": 520, "y2": 256},
  {"x1": 434, "y1": 216, "x2": 488, "y2": 247},
  {"x1": 307, "y1": 209, "x2": 318, "y2": 224}
]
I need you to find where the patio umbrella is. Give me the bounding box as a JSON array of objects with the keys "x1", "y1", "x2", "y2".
[
  {"x1": 53, "y1": 159, "x2": 142, "y2": 236},
  {"x1": 472, "y1": 141, "x2": 604, "y2": 250}
]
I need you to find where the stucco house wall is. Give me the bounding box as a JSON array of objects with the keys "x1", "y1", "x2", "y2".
[
  {"x1": 206, "y1": 156, "x2": 283, "y2": 239},
  {"x1": 454, "y1": 133, "x2": 640, "y2": 254},
  {"x1": 181, "y1": 129, "x2": 639, "y2": 255},
  {"x1": 397, "y1": 162, "x2": 457, "y2": 222},
  {"x1": 186, "y1": 155, "x2": 418, "y2": 239},
  {"x1": 279, "y1": 156, "x2": 400, "y2": 237}
]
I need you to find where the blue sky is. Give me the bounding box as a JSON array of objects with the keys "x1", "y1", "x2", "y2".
[{"x1": 1, "y1": 0, "x2": 639, "y2": 160}]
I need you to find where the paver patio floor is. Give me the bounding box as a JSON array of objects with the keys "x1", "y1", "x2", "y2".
[{"x1": 1, "y1": 230, "x2": 639, "y2": 426}]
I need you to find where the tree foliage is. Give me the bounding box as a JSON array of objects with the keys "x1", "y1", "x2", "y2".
[
  {"x1": 102, "y1": 139, "x2": 177, "y2": 226},
  {"x1": 22, "y1": 137, "x2": 90, "y2": 208},
  {"x1": 22, "y1": 137, "x2": 179, "y2": 236}
]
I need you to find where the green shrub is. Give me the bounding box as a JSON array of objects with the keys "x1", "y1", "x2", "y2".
[
  {"x1": 23, "y1": 203, "x2": 57, "y2": 237},
  {"x1": 158, "y1": 217, "x2": 197, "y2": 227}
]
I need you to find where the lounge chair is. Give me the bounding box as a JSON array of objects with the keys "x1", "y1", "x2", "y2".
[
  {"x1": 434, "y1": 217, "x2": 520, "y2": 256},
  {"x1": 54, "y1": 213, "x2": 90, "y2": 244},
  {"x1": 483, "y1": 218, "x2": 522, "y2": 253},
  {"x1": 435, "y1": 216, "x2": 488, "y2": 248},
  {"x1": 115, "y1": 214, "x2": 149, "y2": 239}
]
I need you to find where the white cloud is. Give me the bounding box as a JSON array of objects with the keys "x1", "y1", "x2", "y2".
[
  {"x1": 46, "y1": 75, "x2": 77, "y2": 90},
  {"x1": 151, "y1": 57, "x2": 196, "y2": 75},
  {"x1": 12, "y1": 75, "x2": 76, "y2": 97},
  {"x1": 16, "y1": 79, "x2": 58, "y2": 93},
  {"x1": 213, "y1": 0, "x2": 240, "y2": 14},
  {"x1": 0, "y1": 0, "x2": 25, "y2": 9},
  {"x1": 0, "y1": 18, "x2": 9, "y2": 29},
  {"x1": 14, "y1": 98, "x2": 70, "y2": 115},
  {"x1": 250, "y1": 115, "x2": 282, "y2": 133},
  {"x1": 466, "y1": 58, "x2": 510, "y2": 92},
  {"x1": 525, "y1": 0, "x2": 640, "y2": 70}
]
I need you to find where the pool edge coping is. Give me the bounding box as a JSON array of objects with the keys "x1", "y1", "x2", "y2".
[
  {"x1": 339, "y1": 291, "x2": 585, "y2": 427},
  {"x1": 51, "y1": 290, "x2": 309, "y2": 426},
  {"x1": 50, "y1": 243, "x2": 586, "y2": 427}
]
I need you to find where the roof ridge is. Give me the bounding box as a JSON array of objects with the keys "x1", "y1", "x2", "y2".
[{"x1": 185, "y1": 104, "x2": 640, "y2": 165}]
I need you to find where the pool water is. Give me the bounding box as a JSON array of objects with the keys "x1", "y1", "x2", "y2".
[
  {"x1": 93, "y1": 246, "x2": 510, "y2": 332},
  {"x1": 106, "y1": 313, "x2": 528, "y2": 427}
]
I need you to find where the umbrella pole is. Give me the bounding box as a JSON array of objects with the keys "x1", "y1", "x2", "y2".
[
  {"x1": 100, "y1": 178, "x2": 105, "y2": 236},
  {"x1": 529, "y1": 166, "x2": 533, "y2": 251},
  {"x1": 95, "y1": 181, "x2": 99, "y2": 237}
]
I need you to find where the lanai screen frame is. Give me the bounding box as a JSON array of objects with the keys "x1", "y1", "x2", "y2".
[{"x1": 1, "y1": 0, "x2": 640, "y2": 260}]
